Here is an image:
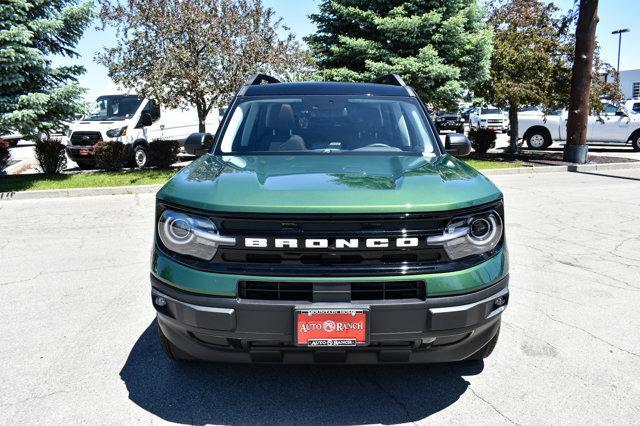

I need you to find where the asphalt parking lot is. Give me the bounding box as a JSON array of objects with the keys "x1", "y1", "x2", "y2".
[{"x1": 1, "y1": 169, "x2": 640, "y2": 424}]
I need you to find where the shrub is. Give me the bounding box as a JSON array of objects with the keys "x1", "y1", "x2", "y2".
[
  {"x1": 0, "y1": 140, "x2": 10, "y2": 173},
  {"x1": 94, "y1": 141, "x2": 126, "y2": 171},
  {"x1": 468, "y1": 128, "x2": 497, "y2": 154},
  {"x1": 149, "y1": 139, "x2": 180, "y2": 169},
  {"x1": 35, "y1": 138, "x2": 67, "y2": 174}
]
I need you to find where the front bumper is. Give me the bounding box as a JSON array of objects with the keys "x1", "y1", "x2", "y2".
[
  {"x1": 479, "y1": 123, "x2": 508, "y2": 131},
  {"x1": 436, "y1": 121, "x2": 465, "y2": 131},
  {"x1": 152, "y1": 274, "x2": 508, "y2": 363},
  {"x1": 66, "y1": 139, "x2": 132, "y2": 161}
]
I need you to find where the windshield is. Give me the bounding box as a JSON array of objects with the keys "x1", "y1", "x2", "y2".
[
  {"x1": 84, "y1": 95, "x2": 144, "y2": 121},
  {"x1": 215, "y1": 96, "x2": 438, "y2": 155},
  {"x1": 481, "y1": 108, "x2": 501, "y2": 115}
]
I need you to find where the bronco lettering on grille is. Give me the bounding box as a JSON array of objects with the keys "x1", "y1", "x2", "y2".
[{"x1": 243, "y1": 237, "x2": 421, "y2": 249}]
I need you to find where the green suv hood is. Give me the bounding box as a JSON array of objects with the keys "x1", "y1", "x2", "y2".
[{"x1": 157, "y1": 154, "x2": 502, "y2": 214}]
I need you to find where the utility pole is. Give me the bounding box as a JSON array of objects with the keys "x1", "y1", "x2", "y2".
[
  {"x1": 612, "y1": 28, "x2": 630, "y2": 76},
  {"x1": 563, "y1": 0, "x2": 599, "y2": 164}
]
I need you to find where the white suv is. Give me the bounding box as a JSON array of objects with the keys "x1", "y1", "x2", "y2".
[{"x1": 469, "y1": 107, "x2": 509, "y2": 133}]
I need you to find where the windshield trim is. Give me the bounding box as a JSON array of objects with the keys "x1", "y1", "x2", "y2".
[{"x1": 211, "y1": 94, "x2": 444, "y2": 157}]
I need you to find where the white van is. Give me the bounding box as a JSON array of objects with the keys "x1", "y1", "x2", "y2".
[{"x1": 64, "y1": 87, "x2": 219, "y2": 169}]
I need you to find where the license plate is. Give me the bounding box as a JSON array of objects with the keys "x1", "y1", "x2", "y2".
[{"x1": 295, "y1": 309, "x2": 368, "y2": 347}]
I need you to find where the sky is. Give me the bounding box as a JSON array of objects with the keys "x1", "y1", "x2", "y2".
[{"x1": 57, "y1": 0, "x2": 640, "y2": 102}]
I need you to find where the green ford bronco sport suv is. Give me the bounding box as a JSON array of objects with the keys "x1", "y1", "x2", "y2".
[{"x1": 151, "y1": 74, "x2": 509, "y2": 364}]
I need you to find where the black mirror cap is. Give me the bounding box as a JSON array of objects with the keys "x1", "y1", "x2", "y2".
[
  {"x1": 184, "y1": 132, "x2": 214, "y2": 156},
  {"x1": 616, "y1": 109, "x2": 628, "y2": 117},
  {"x1": 444, "y1": 133, "x2": 471, "y2": 157}
]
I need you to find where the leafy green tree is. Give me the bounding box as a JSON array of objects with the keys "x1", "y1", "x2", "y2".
[
  {"x1": 477, "y1": 0, "x2": 620, "y2": 154},
  {"x1": 0, "y1": 0, "x2": 93, "y2": 138},
  {"x1": 306, "y1": 0, "x2": 492, "y2": 108},
  {"x1": 475, "y1": 0, "x2": 574, "y2": 153},
  {"x1": 97, "y1": 0, "x2": 313, "y2": 133}
]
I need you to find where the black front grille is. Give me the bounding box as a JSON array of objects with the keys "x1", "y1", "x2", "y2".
[
  {"x1": 238, "y1": 281, "x2": 426, "y2": 302},
  {"x1": 70, "y1": 131, "x2": 102, "y2": 146},
  {"x1": 213, "y1": 212, "x2": 449, "y2": 273},
  {"x1": 156, "y1": 201, "x2": 504, "y2": 276}
]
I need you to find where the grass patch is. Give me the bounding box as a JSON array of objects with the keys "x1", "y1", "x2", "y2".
[
  {"x1": 463, "y1": 159, "x2": 523, "y2": 169},
  {"x1": 0, "y1": 169, "x2": 178, "y2": 192}
]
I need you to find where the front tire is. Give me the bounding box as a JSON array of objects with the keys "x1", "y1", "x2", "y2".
[
  {"x1": 157, "y1": 322, "x2": 193, "y2": 362},
  {"x1": 466, "y1": 323, "x2": 500, "y2": 361},
  {"x1": 75, "y1": 160, "x2": 95, "y2": 170},
  {"x1": 631, "y1": 133, "x2": 640, "y2": 152},
  {"x1": 131, "y1": 145, "x2": 149, "y2": 168},
  {"x1": 525, "y1": 130, "x2": 551, "y2": 150}
]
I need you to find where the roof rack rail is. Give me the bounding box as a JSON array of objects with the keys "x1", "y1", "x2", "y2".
[
  {"x1": 245, "y1": 73, "x2": 281, "y2": 86},
  {"x1": 371, "y1": 74, "x2": 407, "y2": 87}
]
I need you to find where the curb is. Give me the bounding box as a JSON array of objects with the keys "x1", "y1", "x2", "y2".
[
  {"x1": 4, "y1": 159, "x2": 32, "y2": 175},
  {"x1": 2, "y1": 161, "x2": 639, "y2": 200},
  {"x1": 0, "y1": 184, "x2": 162, "y2": 201},
  {"x1": 479, "y1": 161, "x2": 640, "y2": 176}
]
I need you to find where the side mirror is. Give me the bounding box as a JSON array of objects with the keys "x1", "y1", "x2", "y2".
[
  {"x1": 445, "y1": 133, "x2": 471, "y2": 157},
  {"x1": 616, "y1": 109, "x2": 628, "y2": 117},
  {"x1": 137, "y1": 112, "x2": 153, "y2": 128},
  {"x1": 184, "y1": 132, "x2": 214, "y2": 156}
]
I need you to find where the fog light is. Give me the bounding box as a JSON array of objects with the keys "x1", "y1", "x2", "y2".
[
  {"x1": 494, "y1": 296, "x2": 506, "y2": 307},
  {"x1": 155, "y1": 296, "x2": 167, "y2": 307}
]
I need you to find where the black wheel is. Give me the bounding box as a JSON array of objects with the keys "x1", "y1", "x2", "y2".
[
  {"x1": 525, "y1": 129, "x2": 551, "y2": 150},
  {"x1": 631, "y1": 133, "x2": 640, "y2": 152},
  {"x1": 466, "y1": 323, "x2": 500, "y2": 361},
  {"x1": 131, "y1": 145, "x2": 149, "y2": 168},
  {"x1": 157, "y1": 322, "x2": 193, "y2": 362},
  {"x1": 75, "y1": 160, "x2": 95, "y2": 170}
]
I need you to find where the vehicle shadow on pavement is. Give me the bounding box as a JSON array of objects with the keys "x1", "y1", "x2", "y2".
[{"x1": 120, "y1": 321, "x2": 484, "y2": 424}]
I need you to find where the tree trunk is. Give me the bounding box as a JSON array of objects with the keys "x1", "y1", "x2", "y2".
[
  {"x1": 508, "y1": 102, "x2": 518, "y2": 154},
  {"x1": 563, "y1": 0, "x2": 599, "y2": 163},
  {"x1": 196, "y1": 104, "x2": 207, "y2": 133}
]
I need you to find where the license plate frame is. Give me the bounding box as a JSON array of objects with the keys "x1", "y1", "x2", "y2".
[{"x1": 294, "y1": 308, "x2": 369, "y2": 347}]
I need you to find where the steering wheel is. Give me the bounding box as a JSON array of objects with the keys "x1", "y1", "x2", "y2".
[{"x1": 364, "y1": 143, "x2": 392, "y2": 148}]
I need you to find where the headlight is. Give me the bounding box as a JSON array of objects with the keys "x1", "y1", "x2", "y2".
[
  {"x1": 158, "y1": 209, "x2": 236, "y2": 260},
  {"x1": 106, "y1": 126, "x2": 128, "y2": 138},
  {"x1": 427, "y1": 210, "x2": 502, "y2": 260}
]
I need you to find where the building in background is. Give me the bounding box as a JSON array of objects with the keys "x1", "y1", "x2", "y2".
[{"x1": 619, "y1": 69, "x2": 640, "y2": 99}]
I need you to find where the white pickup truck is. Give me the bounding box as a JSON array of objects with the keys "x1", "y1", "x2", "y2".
[{"x1": 518, "y1": 103, "x2": 640, "y2": 151}]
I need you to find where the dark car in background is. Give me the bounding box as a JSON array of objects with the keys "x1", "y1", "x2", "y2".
[
  {"x1": 435, "y1": 111, "x2": 465, "y2": 133},
  {"x1": 461, "y1": 107, "x2": 475, "y2": 123}
]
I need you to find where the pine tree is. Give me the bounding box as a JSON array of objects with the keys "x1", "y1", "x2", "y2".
[
  {"x1": 306, "y1": 0, "x2": 492, "y2": 108},
  {"x1": 0, "y1": 0, "x2": 93, "y2": 138}
]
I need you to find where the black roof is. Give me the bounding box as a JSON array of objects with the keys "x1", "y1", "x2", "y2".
[{"x1": 240, "y1": 81, "x2": 415, "y2": 97}]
